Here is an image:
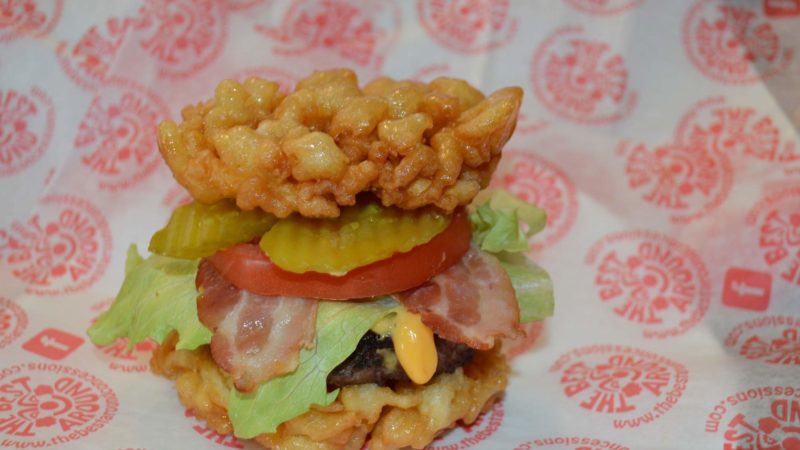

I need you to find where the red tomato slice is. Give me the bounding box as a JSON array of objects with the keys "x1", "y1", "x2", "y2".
[{"x1": 208, "y1": 209, "x2": 472, "y2": 300}]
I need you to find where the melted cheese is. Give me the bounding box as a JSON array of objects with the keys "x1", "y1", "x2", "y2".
[{"x1": 391, "y1": 310, "x2": 438, "y2": 384}]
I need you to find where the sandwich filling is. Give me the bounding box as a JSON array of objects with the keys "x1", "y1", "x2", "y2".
[{"x1": 87, "y1": 70, "x2": 555, "y2": 440}]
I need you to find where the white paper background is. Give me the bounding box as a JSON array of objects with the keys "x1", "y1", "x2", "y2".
[{"x1": 1, "y1": 1, "x2": 799, "y2": 449}]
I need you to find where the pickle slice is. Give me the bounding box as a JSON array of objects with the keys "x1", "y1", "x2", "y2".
[
  {"x1": 150, "y1": 200, "x2": 277, "y2": 259},
  {"x1": 259, "y1": 201, "x2": 450, "y2": 275}
]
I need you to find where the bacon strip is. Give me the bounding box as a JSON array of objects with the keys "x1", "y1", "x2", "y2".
[
  {"x1": 393, "y1": 245, "x2": 520, "y2": 350},
  {"x1": 196, "y1": 261, "x2": 318, "y2": 392}
]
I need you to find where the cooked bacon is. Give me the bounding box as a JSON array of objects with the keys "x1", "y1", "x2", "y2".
[
  {"x1": 393, "y1": 246, "x2": 520, "y2": 350},
  {"x1": 196, "y1": 260, "x2": 318, "y2": 392}
]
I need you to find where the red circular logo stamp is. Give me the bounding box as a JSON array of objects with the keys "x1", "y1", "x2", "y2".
[
  {"x1": 726, "y1": 316, "x2": 800, "y2": 366},
  {"x1": 425, "y1": 401, "x2": 503, "y2": 450},
  {"x1": 705, "y1": 386, "x2": 800, "y2": 448},
  {"x1": 184, "y1": 408, "x2": 244, "y2": 448},
  {"x1": 417, "y1": 0, "x2": 517, "y2": 54},
  {"x1": 58, "y1": 0, "x2": 227, "y2": 89},
  {"x1": 135, "y1": 0, "x2": 228, "y2": 79},
  {"x1": 0, "y1": 363, "x2": 118, "y2": 447},
  {"x1": 89, "y1": 300, "x2": 156, "y2": 373},
  {"x1": 0, "y1": 87, "x2": 55, "y2": 177},
  {"x1": 0, "y1": 0, "x2": 63, "y2": 42},
  {"x1": 73, "y1": 78, "x2": 169, "y2": 191},
  {"x1": 618, "y1": 97, "x2": 736, "y2": 224},
  {"x1": 585, "y1": 231, "x2": 711, "y2": 339},
  {"x1": 0, "y1": 298, "x2": 27, "y2": 350},
  {"x1": 683, "y1": 0, "x2": 794, "y2": 84},
  {"x1": 0, "y1": 195, "x2": 112, "y2": 296},
  {"x1": 746, "y1": 186, "x2": 800, "y2": 287},
  {"x1": 56, "y1": 19, "x2": 136, "y2": 90},
  {"x1": 505, "y1": 321, "x2": 544, "y2": 360},
  {"x1": 675, "y1": 96, "x2": 799, "y2": 164},
  {"x1": 513, "y1": 436, "x2": 631, "y2": 450},
  {"x1": 531, "y1": 25, "x2": 637, "y2": 124},
  {"x1": 492, "y1": 151, "x2": 578, "y2": 251},
  {"x1": 255, "y1": 0, "x2": 401, "y2": 71},
  {"x1": 617, "y1": 95, "x2": 793, "y2": 223},
  {"x1": 564, "y1": 0, "x2": 644, "y2": 15},
  {"x1": 551, "y1": 345, "x2": 688, "y2": 428}
]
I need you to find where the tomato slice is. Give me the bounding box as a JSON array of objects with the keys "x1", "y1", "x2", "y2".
[{"x1": 208, "y1": 208, "x2": 472, "y2": 300}]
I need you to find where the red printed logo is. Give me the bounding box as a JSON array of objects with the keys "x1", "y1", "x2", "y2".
[
  {"x1": 746, "y1": 186, "x2": 800, "y2": 287},
  {"x1": 705, "y1": 386, "x2": 800, "y2": 448},
  {"x1": 0, "y1": 298, "x2": 27, "y2": 350},
  {"x1": 255, "y1": 0, "x2": 401, "y2": 71},
  {"x1": 184, "y1": 409, "x2": 243, "y2": 448},
  {"x1": 0, "y1": 195, "x2": 112, "y2": 296},
  {"x1": 425, "y1": 401, "x2": 503, "y2": 450},
  {"x1": 74, "y1": 79, "x2": 170, "y2": 191},
  {"x1": 564, "y1": 0, "x2": 644, "y2": 15},
  {"x1": 675, "y1": 96, "x2": 799, "y2": 164},
  {"x1": 90, "y1": 301, "x2": 155, "y2": 373},
  {"x1": 0, "y1": 0, "x2": 63, "y2": 42},
  {"x1": 616, "y1": 95, "x2": 800, "y2": 223},
  {"x1": 551, "y1": 345, "x2": 688, "y2": 429},
  {"x1": 22, "y1": 329, "x2": 84, "y2": 361},
  {"x1": 764, "y1": 0, "x2": 800, "y2": 17},
  {"x1": 417, "y1": 0, "x2": 517, "y2": 54},
  {"x1": 531, "y1": 25, "x2": 637, "y2": 124},
  {"x1": 726, "y1": 316, "x2": 800, "y2": 365},
  {"x1": 505, "y1": 321, "x2": 544, "y2": 360},
  {"x1": 513, "y1": 436, "x2": 631, "y2": 450},
  {"x1": 585, "y1": 230, "x2": 711, "y2": 339},
  {"x1": 57, "y1": 0, "x2": 228, "y2": 89},
  {"x1": 135, "y1": 0, "x2": 228, "y2": 79},
  {"x1": 0, "y1": 87, "x2": 55, "y2": 177},
  {"x1": 683, "y1": 0, "x2": 795, "y2": 84},
  {"x1": 722, "y1": 267, "x2": 772, "y2": 311},
  {"x1": 492, "y1": 151, "x2": 578, "y2": 251},
  {"x1": 0, "y1": 363, "x2": 118, "y2": 447}
]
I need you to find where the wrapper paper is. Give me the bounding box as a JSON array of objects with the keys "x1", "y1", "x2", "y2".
[{"x1": 1, "y1": 1, "x2": 799, "y2": 449}]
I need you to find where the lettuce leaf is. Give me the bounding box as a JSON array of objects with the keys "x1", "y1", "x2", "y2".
[
  {"x1": 498, "y1": 253, "x2": 554, "y2": 323},
  {"x1": 229, "y1": 297, "x2": 398, "y2": 438},
  {"x1": 87, "y1": 245, "x2": 212, "y2": 350},
  {"x1": 469, "y1": 189, "x2": 554, "y2": 322},
  {"x1": 470, "y1": 189, "x2": 547, "y2": 253}
]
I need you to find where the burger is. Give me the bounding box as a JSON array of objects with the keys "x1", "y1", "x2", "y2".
[{"x1": 88, "y1": 69, "x2": 554, "y2": 450}]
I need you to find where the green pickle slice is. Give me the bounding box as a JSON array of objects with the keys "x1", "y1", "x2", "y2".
[
  {"x1": 149, "y1": 200, "x2": 277, "y2": 259},
  {"x1": 259, "y1": 201, "x2": 450, "y2": 275}
]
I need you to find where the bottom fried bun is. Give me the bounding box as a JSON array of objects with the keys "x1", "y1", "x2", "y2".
[{"x1": 152, "y1": 331, "x2": 509, "y2": 450}]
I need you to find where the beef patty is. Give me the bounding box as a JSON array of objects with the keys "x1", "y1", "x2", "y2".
[{"x1": 328, "y1": 332, "x2": 475, "y2": 388}]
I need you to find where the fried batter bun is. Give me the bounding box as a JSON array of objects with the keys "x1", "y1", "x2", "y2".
[
  {"x1": 158, "y1": 70, "x2": 522, "y2": 218},
  {"x1": 152, "y1": 332, "x2": 508, "y2": 450}
]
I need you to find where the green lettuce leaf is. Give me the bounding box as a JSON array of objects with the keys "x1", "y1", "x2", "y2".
[
  {"x1": 229, "y1": 297, "x2": 398, "y2": 438},
  {"x1": 87, "y1": 245, "x2": 212, "y2": 350},
  {"x1": 469, "y1": 189, "x2": 554, "y2": 322},
  {"x1": 498, "y1": 253, "x2": 554, "y2": 323},
  {"x1": 469, "y1": 189, "x2": 547, "y2": 253}
]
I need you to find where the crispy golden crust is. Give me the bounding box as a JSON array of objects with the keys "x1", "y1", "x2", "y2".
[
  {"x1": 158, "y1": 70, "x2": 522, "y2": 218},
  {"x1": 152, "y1": 332, "x2": 508, "y2": 450}
]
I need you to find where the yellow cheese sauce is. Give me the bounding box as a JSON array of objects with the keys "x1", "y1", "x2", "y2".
[{"x1": 370, "y1": 310, "x2": 438, "y2": 385}]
